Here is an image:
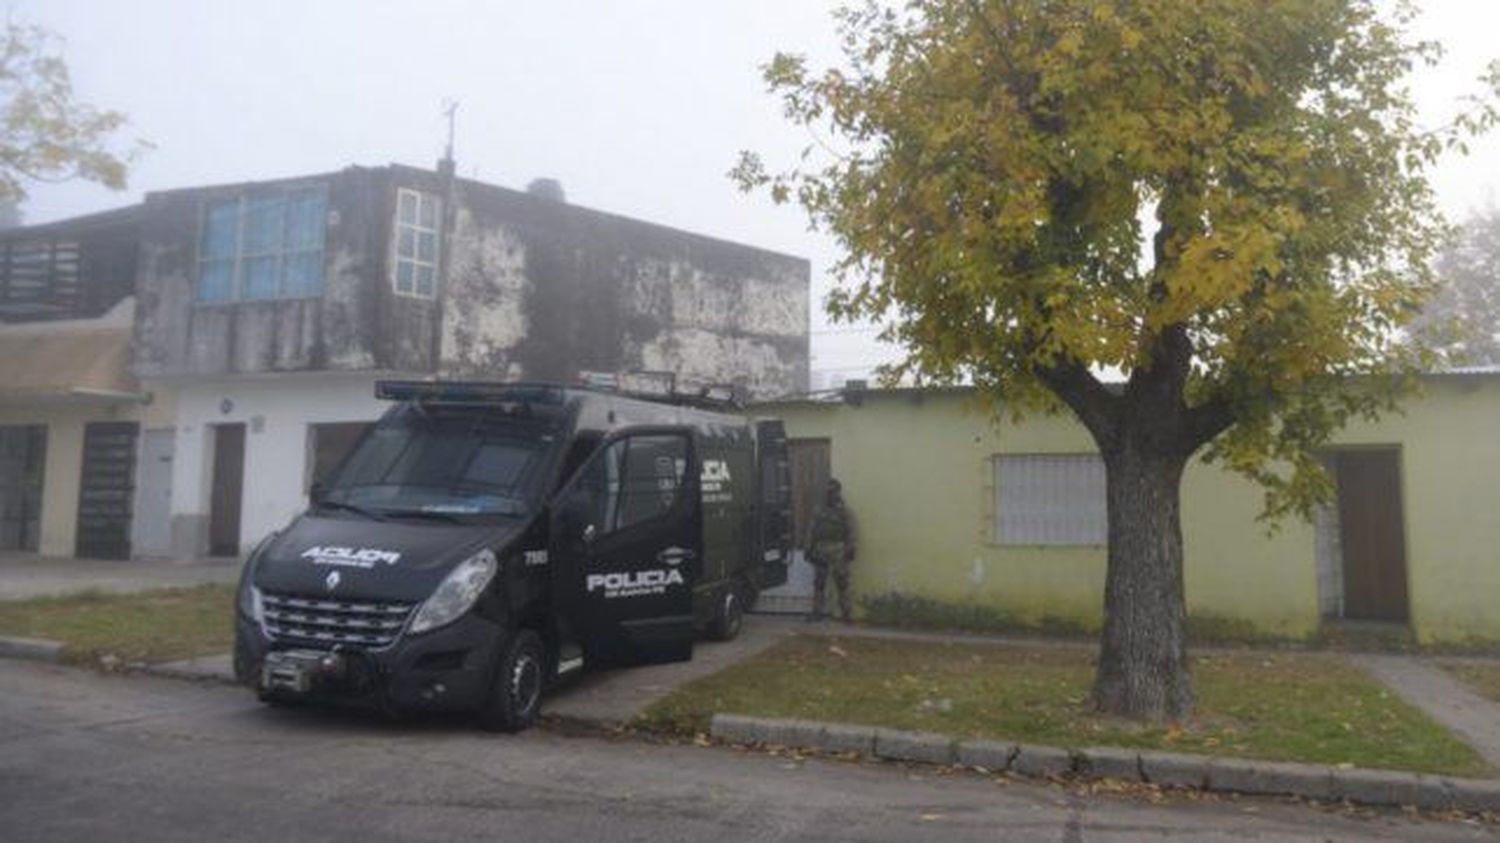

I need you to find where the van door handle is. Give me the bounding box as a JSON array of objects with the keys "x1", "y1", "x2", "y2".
[{"x1": 657, "y1": 547, "x2": 695, "y2": 565}]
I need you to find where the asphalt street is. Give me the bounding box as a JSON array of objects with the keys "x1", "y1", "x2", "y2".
[{"x1": 0, "y1": 660, "x2": 1493, "y2": 842}]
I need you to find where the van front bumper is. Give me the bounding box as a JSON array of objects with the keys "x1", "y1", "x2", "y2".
[{"x1": 234, "y1": 612, "x2": 507, "y2": 714}]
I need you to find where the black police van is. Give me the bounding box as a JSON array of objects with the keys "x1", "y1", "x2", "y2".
[{"x1": 233, "y1": 379, "x2": 792, "y2": 731}]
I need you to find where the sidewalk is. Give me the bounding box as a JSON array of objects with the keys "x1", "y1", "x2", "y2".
[
  {"x1": 1354, "y1": 654, "x2": 1500, "y2": 769},
  {"x1": 544, "y1": 614, "x2": 799, "y2": 725},
  {"x1": 0, "y1": 553, "x2": 243, "y2": 601}
]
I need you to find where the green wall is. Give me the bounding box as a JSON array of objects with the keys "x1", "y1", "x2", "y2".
[{"x1": 759, "y1": 375, "x2": 1500, "y2": 645}]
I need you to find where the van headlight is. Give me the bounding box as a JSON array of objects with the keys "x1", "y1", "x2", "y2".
[
  {"x1": 409, "y1": 549, "x2": 498, "y2": 634},
  {"x1": 238, "y1": 581, "x2": 264, "y2": 625},
  {"x1": 236, "y1": 537, "x2": 271, "y2": 627}
]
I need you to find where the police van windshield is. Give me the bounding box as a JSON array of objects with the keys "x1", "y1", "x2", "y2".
[{"x1": 320, "y1": 406, "x2": 558, "y2": 520}]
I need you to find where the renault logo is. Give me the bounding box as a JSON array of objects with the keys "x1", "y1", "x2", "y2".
[{"x1": 325, "y1": 570, "x2": 341, "y2": 592}]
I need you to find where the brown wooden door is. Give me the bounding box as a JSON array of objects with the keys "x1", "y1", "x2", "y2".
[
  {"x1": 1335, "y1": 449, "x2": 1409, "y2": 622},
  {"x1": 787, "y1": 438, "x2": 831, "y2": 549},
  {"x1": 209, "y1": 424, "x2": 246, "y2": 557}
]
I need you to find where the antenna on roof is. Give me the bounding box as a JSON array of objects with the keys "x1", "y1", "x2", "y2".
[{"x1": 439, "y1": 99, "x2": 459, "y2": 175}]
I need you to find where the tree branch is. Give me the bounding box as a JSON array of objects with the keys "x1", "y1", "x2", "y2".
[
  {"x1": 1036, "y1": 359, "x2": 1120, "y2": 451},
  {"x1": 1181, "y1": 390, "x2": 1236, "y2": 453}
]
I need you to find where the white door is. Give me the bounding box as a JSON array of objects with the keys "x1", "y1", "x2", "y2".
[{"x1": 131, "y1": 429, "x2": 174, "y2": 558}]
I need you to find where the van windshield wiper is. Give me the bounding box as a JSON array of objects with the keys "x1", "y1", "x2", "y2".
[
  {"x1": 316, "y1": 500, "x2": 388, "y2": 521},
  {"x1": 383, "y1": 509, "x2": 467, "y2": 524}
]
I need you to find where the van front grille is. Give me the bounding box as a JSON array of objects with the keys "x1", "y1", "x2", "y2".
[{"x1": 260, "y1": 592, "x2": 415, "y2": 648}]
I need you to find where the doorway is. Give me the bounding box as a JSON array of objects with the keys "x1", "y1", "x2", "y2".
[
  {"x1": 753, "y1": 437, "x2": 830, "y2": 614},
  {"x1": 75, "y1": 422, "x2": 139, "y2": 559},
  {"x1": 209, "y1": 424, "x2": 246, "y2": 557},
  {"x1": 131, "y1": 429, "x2": 175, "y2": 557},
  {"x1": 0, "y1": 425, "x2": 46, "y2": 552},
  {"x1": 1324, "y1": 448, "x2": 1410, "y2": 623}
]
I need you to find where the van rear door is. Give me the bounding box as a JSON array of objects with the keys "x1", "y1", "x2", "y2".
[
  {"x1": 754, "y1": 420, "x2": 792, "y2": 590},
  {"x1": 550, "y1": 427, "x2": 700, "y2": 666}
]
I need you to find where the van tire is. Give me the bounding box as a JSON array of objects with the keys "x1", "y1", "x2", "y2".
[
  {"x1": 710, "y1": 588, "x2": 744, "y2": 641},
  {"x1": 477, "y1": 630, "x2": 545, "y2": 733}
]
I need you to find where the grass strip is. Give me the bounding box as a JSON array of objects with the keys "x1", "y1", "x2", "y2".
[
  {"x1": 0, "y1": 584, "x2": 236, "y2": 667},
  {"x1": 641, "y1": 634, "x2": 1492, "y2": 778}
]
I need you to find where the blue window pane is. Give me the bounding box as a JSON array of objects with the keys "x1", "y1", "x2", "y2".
[
  {"x1": 398, "y1": 228, "x2": 416, "y2": 260},
  {"x1": 418, "y1": 196, "x2": 438, "y2": 229},
  {"x1": 201, "y1": 202, "x2": 239, "y2": 260},
  {"x1": 198, "y1": 259, "x2": 235, "y2": 301},
  {"x1": 242, "y1": 256, "x2": 280, "y2": 299},
  {"x1": 243, "y1": 197, "x2": 284, "y2": 255},
  {"x1": 396, "y1": 260, "x2": 415, "y2": 293},
  {"x1": 283, "y1": 252, "x2": 324, "y2": 297},
  {"x1": 284, "y1": 191, "x2": 325, "y2": 251},
  {"x1": 398, "y1": 190, "x2": 418, "y2": 225},
  {"x1": 197, "y1": 187, "x2": 326, "y2": 302},
  {"x1": 415, "y1": 264, "x2": 436, "y2": 297},
  {"x1": 417, "y1": 231, "x2": 438, "y2": 263}
]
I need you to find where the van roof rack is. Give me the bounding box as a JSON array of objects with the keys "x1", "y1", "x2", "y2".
[
  {"x1": 575, "y1": 370, "x2": 746, "y2": 411},
  {"x1": 374, "y1": 378, "x2": 745, "y2": 412}
]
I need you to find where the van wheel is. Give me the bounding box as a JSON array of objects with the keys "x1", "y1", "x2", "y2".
[
  {"x1": 478, "y1": 630, "x2": 545, "y2": 733},
  {"x1": 710, "y1": 588, "x2": 744, "y2": 641}
]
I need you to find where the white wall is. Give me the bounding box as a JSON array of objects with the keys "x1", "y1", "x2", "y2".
[{"x1": 162, "y1": 373, "x2": 402, "y2": 557}]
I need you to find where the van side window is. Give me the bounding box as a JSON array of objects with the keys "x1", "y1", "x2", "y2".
[{"x1": 580, "y1": 434, "x2": 688, "y2": 535}]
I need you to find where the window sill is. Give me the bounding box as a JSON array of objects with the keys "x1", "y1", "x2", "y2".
[{"x1": 192, "y1": 295, "x2": 324, "y2": 308}]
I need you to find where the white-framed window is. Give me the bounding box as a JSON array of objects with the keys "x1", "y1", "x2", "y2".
[
  {"x1": 393, "y1": 188, "x2": 441, "y2": 298},
  {"x1": 197, "y1": 188, "x2": 327, "y2": 302},
  {"x1": 993, "y1": 454, "x2": 1107, "y2": 546}
]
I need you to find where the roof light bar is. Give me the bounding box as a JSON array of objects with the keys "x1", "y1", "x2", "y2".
[{"x1": 375, "y1": 381, "x2": 567, "y2": 405}]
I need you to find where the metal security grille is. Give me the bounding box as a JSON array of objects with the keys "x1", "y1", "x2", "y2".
[
  {"x1": 0, "y1": 425, "x2": 46, "y2": 551},
  {"x1": 0, "y1": 240, "x2": 81, "y2": 318},
  {"x1": 994, "y1": 454, "x2": 1107, "y2": 546},
  {"x1": 75, "y1": 422, "x2": 139, "y2": 559},
  {"x1": 260, "y1": 593, "x2": 415, "y2": 648}
]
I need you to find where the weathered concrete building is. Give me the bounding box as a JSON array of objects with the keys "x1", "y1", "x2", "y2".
[{"x1": 2, "y1": 163, "x2": 809, "y2": 559}]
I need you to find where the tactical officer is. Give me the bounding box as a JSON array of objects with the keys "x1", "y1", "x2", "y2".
[{"x1": 807, "y1": 478, "x2": 855, "y2": 622}]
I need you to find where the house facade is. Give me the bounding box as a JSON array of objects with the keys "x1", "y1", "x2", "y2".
[
  {"x1": 757, "y1": 374, "x2": 1500, "y2": 646},
  {"x1": 2, "y1": 162, "x2": 810, "y2": 560},
  {"x1": 0, "y1": 207, "x2": 158, "y2": 558}
]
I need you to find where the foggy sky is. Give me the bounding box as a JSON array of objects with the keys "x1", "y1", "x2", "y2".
[{"x1": 15, "y1": 1, "x2": 1500, "y2": 383}]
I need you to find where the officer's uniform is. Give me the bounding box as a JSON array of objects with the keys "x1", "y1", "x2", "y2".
[{"x1": 808, "y1": 494, "x2": 853, "y2": 621}]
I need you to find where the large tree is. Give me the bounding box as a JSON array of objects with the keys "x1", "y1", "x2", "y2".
[
  {"x1": 1414, "y1": 206, "x2": 1500, "y2": 366},
  {"x1": 737, "y1": 0, "x2": 1497, "y2": 720},
  {"x1": 0, "y1": 20, "x2": 141, "y2": 203}
]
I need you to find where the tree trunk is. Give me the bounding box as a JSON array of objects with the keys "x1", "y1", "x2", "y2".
[{"x1": 1092, "y1": 444, "x2": 1193, "y2": 722}]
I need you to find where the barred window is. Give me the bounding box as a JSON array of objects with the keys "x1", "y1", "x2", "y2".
[{"x1": 994, "y1": 454, "x2": 1107, "y2": 546}]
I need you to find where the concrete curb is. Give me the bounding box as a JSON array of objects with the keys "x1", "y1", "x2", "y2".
[
  {"x1": 0, "y1": 635, "x2": 63, "y2": 663},
  {"x1": 708, "y1": 714, "x2": 1500, "y2": 813},
  {"x1": 137, "y1": 654, "x2": 237, "y2": 685}
]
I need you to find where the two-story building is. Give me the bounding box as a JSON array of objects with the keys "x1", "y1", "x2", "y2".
[{"x1": 0, "y1": 162, "x2": 810, "y2": 560}]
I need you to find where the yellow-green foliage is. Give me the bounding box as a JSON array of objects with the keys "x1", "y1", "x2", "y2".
[
  {"x1": 0, "y1": 19, "x2": 145, "y2": 203},
  {"x1": 735, "y1": 0, "x2": 1500, "y2": 518}
]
